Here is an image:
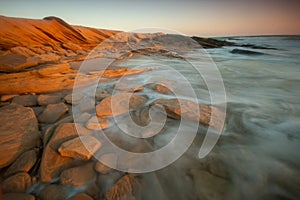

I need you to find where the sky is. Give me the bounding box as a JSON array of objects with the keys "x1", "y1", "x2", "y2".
[{"x1": 0, "y1": 0, "x2": 299, "y2": 37}]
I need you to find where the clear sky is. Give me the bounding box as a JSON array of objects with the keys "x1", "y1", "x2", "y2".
[{"x1": 0, "y1": 0, "x2": 299, "y2": 37}]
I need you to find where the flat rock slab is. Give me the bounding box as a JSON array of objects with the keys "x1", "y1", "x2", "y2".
[
  {"x1": 58, "y1": 135, "x2": 101, "y2": 160},
  {"x1": 12, "y1": 94, "x2": 38, "y2": 106},
  {"x1": 4, "y1": 149, "x2": 37, "y2": 177},
  {"x1": 2, "y1": 172, "x2": 32, "y2": 193},
  {"x1": 0, "y1": 104, "x2": 39, "y2": 168},
  {"x1": 96, "y1": 93, "x2": 147, "y2": 117},
  {"x1": 60, "y1": 162, "x2": 96, "y2": 187},
  {"x1": 37, "y1": 94, "x2": 63, "y2": 106},
  {"x1": 40, "y1": 123, "x2": 85, "y2": 182},
  {"x1": 38, "y1": 102, "x2": 69, "y2": 123}
]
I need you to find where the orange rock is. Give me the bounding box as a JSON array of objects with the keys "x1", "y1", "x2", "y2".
[
  {"x1": 0, "y1": 104, "x2": 39, "y2": 168},
  {"x1": 105, "y1": 175, "x2": 138, "y2": 200},
  {"x1": 2, "y1": 172, "x2": 32, "y2": 193},
  {"x1": 58, "y1": 136, "x2": 101, "y2": 160},
  {"x1": 68, "y1": 193, "x2": 93, "y2": 200},
  {"x1": 96, "y1": 93, "x2": 147, "y2": 117},
  {"x1": 86, "y1": 116, "x2": 111, "y2": 130}
]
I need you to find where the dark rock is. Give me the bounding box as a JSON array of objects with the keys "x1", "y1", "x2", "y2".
[
  {"x1": 230, "y1": 48, "x2": 265, "y2": 55},
  {"x1": 2, "y1": 172, "x2": 32, "y2": 193},
  {"x1": 37, "y1": 94, "x2": 62, "y2": 106},
  {"x1": 3, "y1": 193, "x2": 35, "y2": 200},
  {"x1": 12, "y1": 95, "x2": 38, "y2": 106},
  {"x1": 38, "y1": 102, "x2": 68, "y2": 123}
]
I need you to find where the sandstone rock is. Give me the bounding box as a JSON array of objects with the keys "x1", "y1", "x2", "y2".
[
  {"x1": 60, "y1": 162, "x2": 96, "y2": 186},
  {"x1": 0, "y1": 94, "x2": 18, "y2": 102},
  {"x1": 32, "y1": 106, "x2": 45, "y2": 117},
  {"x1": 189, "y1": 169, "x2": 229, "y2": 200},
  {"x1": 0, "y1": 53, "x2": 39, "y2": 72},
  {"x1": 77, "y1": 98, "x2": 95, "y2": 113},
  {"x1": 38, "y1": 184, "x2": 68, "y2": 200},
  {"x1": 3, "y1": 193, "x2": 35, "y2": 200},
  {"x1": 40, "y1": 123, "x2": 82, "y2": 182},
  {"x1": 2, "y1": 172, "x2": 32, "y2": 193},
  {"x1": 10, "y1": 46, "x2": 37, "y2": 57},
  {"x1": 86, "y1": 116, "x2": 111, "y2": 130},
  {"x1": 95, "y1": 162, "x2": 114, "y2": 174},
  {"x1": 0, "y1": 104, "x2": 39, "y2": 168},
  {"x1": 58, "y1": 136, "x2": 101, "y2": 160},
  {"x1": 96, "y1": 93, "x2": 147, "y2": 117},
  {"x1": 4, "y1": 150, "x2": 37, "y2": 177},
  {"x1": 12, "y1": 94, "x2": 38, "y2": 106},
  {"x1": 151, "y1": 98, "x2": 224, "y2": 130},
  {"x1": 37, "y1": 94, "x2": 62, "y2": 106},
  {"x1": 76, "y1": 112, "x2": 91, "y2": 124},
  {"x1": 62, "y1": 43, "x2": 82, "y2": 51},
  {"x1": 105, "y1": 175, "x2": 138, "y2": 200},
  {"x1": 64, "y1": 93, "x2": 84, "y2": 105},
  {"x1": 95, "y1": 153, "x2": 117, "y2": 174},
  {"x1": 95, "y1": 89, "x2": 110, "y2": 101},
  {"x1": 38, "y1": 103, "x2": 69, "y2": 123},
  {"x1": 68, "y1": 193, "x2": 93, "y2": 200}
]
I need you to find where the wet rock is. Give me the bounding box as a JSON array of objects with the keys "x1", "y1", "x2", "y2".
[
  {"x1": 60, "y1": 162, "x2": 96, "y2": 186},
  {"x1": 105, "y1": 175, "x2": 138, "y2": 200},
  {"x1": 96, "y1": 93, "x2": 147, "y2": 117},
  {"x1": 0, "y1": 94, "x2": 18, "y2": 102},
  {"x1": 3, "y1": 193, "x2": 35, "y2": 200},
  {"x1": 2, "y1": 172, "x2": 32, "y2": 193},
  {"x1": 86, "y1": 116, "x2": 111, "y2": 130},
  {"x1": 76, "y1": 112, "x2": 91, "y2": 124},
  {"x1": 0, "y1": 104, "x2": 39, "y2": 168},
  {"x1": 37, "y1": 94, "x2": 62, "y2": 106},
  {"x1": 38, "y1": 102, "x2": 69, "y2": 123},
  {"x1": 4, "y1": 150, "x2": 37, "y2": 177},
  {"x1": 189, "y1": 169, "x2": 229, "y2": 200},
  {"x1": 64, "y1": 93, "x2": 84, "y2": 105},
  {"x1": 58, "y1": 136, "x2": 101, "y2": 160},
  {"x1": 68, "y1": 193, "x2": 93, "y2": 200},
  {"x1": 12, "y1": 94, "x2": 38, "y2": 106},
  {"x1": 38, "y1": 184, "x2": 68, "y2": 200},
  {"x1": 40, "y1": 123, "x2": 84, "y2": 182},
  {"x1": 151, "y1": 98, "x2": 224, "y2": 130},
  {"x1": 230, "y1": 48, "x2": 265, "y2": 55}
]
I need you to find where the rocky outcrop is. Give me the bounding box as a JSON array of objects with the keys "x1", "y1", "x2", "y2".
[{"x1": 0, "y1": 104, "x2": 40, "y2": 168}]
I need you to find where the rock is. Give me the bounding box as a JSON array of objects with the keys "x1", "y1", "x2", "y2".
[
  {"x1": 10, "y1": 46, "x2": 37, "y2": 57},
  {"x1": 77, "y1": 98, "x2": 95, "y2": 113},
  {"x1": 230, "y1": 48, "x2": 265, "y2": 55},
  {"x1": 151, "y1": 98, "x2": 224, "y2": 130},
  {"x1": 0, "y1": 94, "x2": 18, "y2": 102},
  {"x1": 38, "y1": 184, "x2": 68, "y2": 200},
  {"x1": 37, "y1": 95, "x2": 62, "y2": 106},
  {"x1": 62, "y1": 43, "x2": 82, "y2": 51},
  {"x1": 0, "y1": 104, "x2": 39, "y2": 168},
  {"x1": 60, "y1": 162, "x2": 96, "y2": 186},
  {"x1": 95, "y1": 89, "x2": 110, "y2": 101},
  {"x1": 40, "y1": 123, "x2": 82, "y2": 182},
  {"x1": 0, "y1": 53, "x2": 38, "y2": 72},
  {"x1": 154, "y1": 84, "x2": 172, "y2": 94},
  {"x1": 96, "y1": 93, "x2": 147, "y2": 117},
  {"x1": 95, "y1": 153, "x2": 117, "y2": 174},
  {"x1": 3, "y1": 193, "x2": 35, "y2": 200},
  {"x1": 38, "y1": 103, "x2": 69, "y2": 123},
  {"x1": 105, "y1": 175, "x2": 138, "y2": 200},
  {"x1": 64, "y1": 93, "x2": 84, "y2": 105},
  {"x1": 68, "y1": 193, "x2": 93, "y2": 200},
  {"x1": 32, "y1": 106, "x2": 45, "y2": 117},
  {"x1": 95, "y1": 162, "x2": 114, "y2": 174},
  {"x1": 76, "y1": 112, "x2": 91, "y2": 124},
  {"x1": 97, "y1": 172, "x2": 124, "y2": 193},
  {"x1": 12, "y1": 95, "x2": 38, "y2": 106},
  {"x1": 85, "y1": 183, "x2": 101, "y2": 199},
  {"x1": 58, "y1": 136, "x2": 101, "y2": 160},
  {"x1": 2, "y1": 172, "x2": 32, "y2": 193},
  {"x1": 189, "y1": 169, "x2": 229, "y2": 200},
  {"x1": 4, "y1": 150, "x2": 37, "y2": 177},
  {"x1": 86, "y1": 116, "x2": 111, "y2": 130}
]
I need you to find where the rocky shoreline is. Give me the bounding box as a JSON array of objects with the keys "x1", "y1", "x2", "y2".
[{"x1": 0, "y1": 16, "x2": 231, "y2": 200}]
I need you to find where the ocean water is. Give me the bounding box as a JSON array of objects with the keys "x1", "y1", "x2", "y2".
[{"x1": 124, "y1": 36, "x2": 300, "y2": 200}]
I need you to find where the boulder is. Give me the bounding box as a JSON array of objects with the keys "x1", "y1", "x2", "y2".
[
  {"x1": 40, "y1": 123, "x2": 83, "y2": 182},
  {"x1": 3, "y1": 193, "x2": 35, "y2": 200},
  {"x1": 58, "y1": 136, "x2": 101, "y2": 160},
  {"x1": 12, "y1": 95, "x2": 38, "y2": 107},
  {"x1": 4, "y1": 150, "x2": 37, "y2": 177},
  {"x1": 64, "y1": 93, "x2": 84, "y2": 105},
  {"x1": 38, "y1": 184, "x2": 68, "y2": 200},
  {"x1": 86, "y1": 116, "x2": 111, "y2": 130},
  {"x1": 38, "y1": 102, "x2": 69, "y2": 123},
  {"x1": 151, "y1": 98, "x2": 224, "y2": 130},
  {"x1": 96, "y1": 93, "x2": 147, "y2": 117},
  {"x1": 2, "y1": 172, "x2": 32, "y2": 193},
  {"x1": 105, "y1": 175, "x2": 138, "y2": 200},
  {"x1": 60, "y1": 162, "x2": 96, "y2": 186},
  {"x1": 0, "y1": 104, "x2": 39, "y2": 168},
  {"x1": 37, "y1": 94, "x2": 62, "y2": 106}
]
